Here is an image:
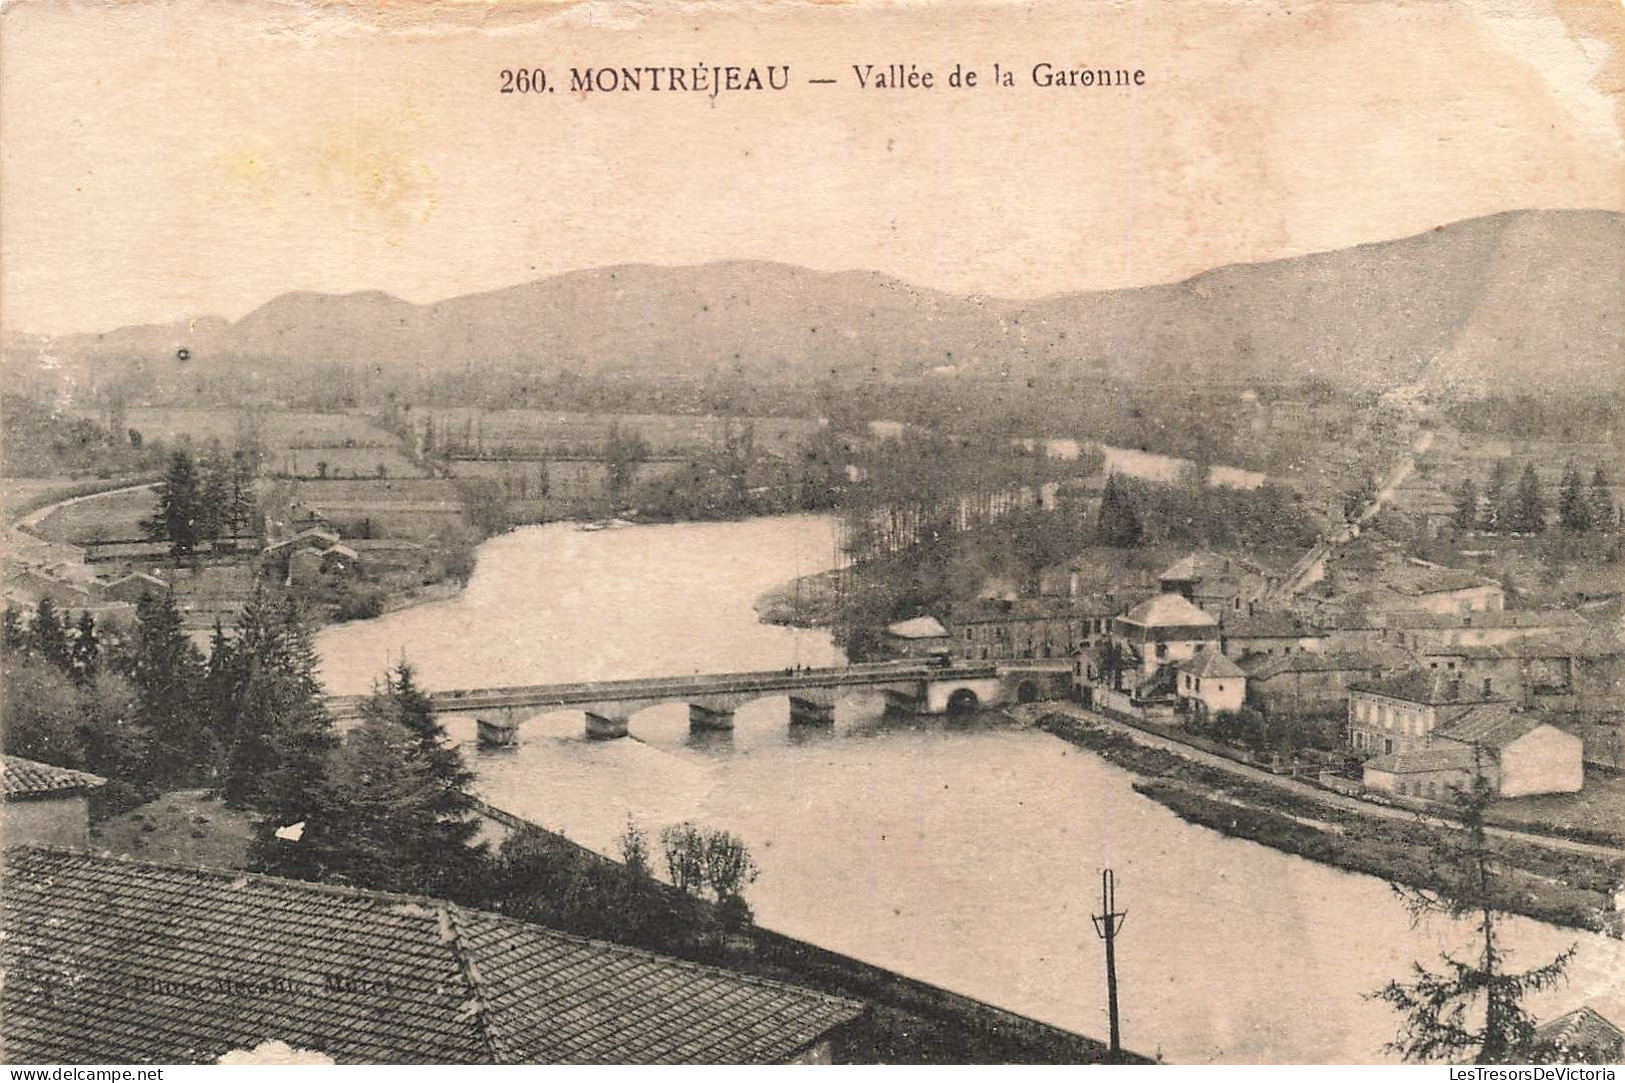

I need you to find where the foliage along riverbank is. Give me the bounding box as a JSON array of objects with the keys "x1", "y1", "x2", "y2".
[
  {"x1": 753, "y1": 569, "x2": 843, "y2": 629},
  {"x1": 1037, "y1": 713, "x2": 1624, "y2": 937}
]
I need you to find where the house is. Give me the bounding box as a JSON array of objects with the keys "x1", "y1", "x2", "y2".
[
  {"x1": 1389, "y1": 568, "x2": 1503, "y2": 615},
  {"x1": 1376, "y1": 608, "x2": 1590, "y2": 653},
  {"x1": 1536, "y1": 1006, "x2": 1625, "y2": 1063},
  {"x1": 100, "y1": 571, "x2": 169, "y2": 604},
  {"x1": 1110, "y1": 592, "x2": 1220, "y2": 685},
  {"x1": 1175, "y1": 651, "x2": 1247, "y2": 715},
  {"x1": 883, "y1": 616, "x2": 950, "y2": 658},
  {"x1": 320, "y1": 544, "x2": 364, "y2": 577},
  {"x1": 1157, "y1": 552, "x2": 1276, "y2": 617},
  {"x1": 1243, "y1": 648, "x2": 1410, "y2": 717},
  {"x1": 2, "y1": 756, "x2": 106, "y2": 848},
  {"x1": 1, "y1": 847, "x2": 867, "y2": 1065},
  {"x1": 1433, "y1": 705, "x2": 1584, "y2": 797},
  {"x1": 950, "y1": 595, "x2": 1129, "y2": 662},
  {"x1": 1347, "y1": 671, "x2": 1509, "y2": 758},
  {"x1": 1218, "y1": 611, "x2": 1328, "y2": 661},
  {"x1": 260, "y1": 527, "x2": 343, "y2": 580}
]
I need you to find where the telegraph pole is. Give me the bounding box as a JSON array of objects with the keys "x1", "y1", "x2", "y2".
[{"x1": 1091, "y1": 868, "x2": 1127, "y2": 1055}]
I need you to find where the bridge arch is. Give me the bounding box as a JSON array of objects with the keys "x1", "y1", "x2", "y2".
[
  {"x1": 945, "y1": 687, "x2": 981, "y2": 714},
  {"x1": 1015, "y1": 680, "x2": 1041, "y2": 705}
]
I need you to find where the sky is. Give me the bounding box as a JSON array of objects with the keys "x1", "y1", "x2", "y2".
[{"x1": 1, "y1": 0, "x2": 1621, "y2": 336}]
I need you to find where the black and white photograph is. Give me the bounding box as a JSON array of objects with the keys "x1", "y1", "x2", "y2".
[{"x1": 1, "y1": 0, "x2": 1622, "y2": 1067}]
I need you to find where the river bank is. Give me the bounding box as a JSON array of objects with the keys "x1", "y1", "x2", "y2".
[
  {"x1": 1036, "y1": 711, "x2": 1624, "y2": 936},
  {"x1": 753, "y1": 568, "x2": 843, "y2": 628}
]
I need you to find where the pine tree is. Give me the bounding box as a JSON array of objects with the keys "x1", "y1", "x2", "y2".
[
  {"x1": 1097, "y1": 474, "x2": 1143, "y2": 548},
  {"x1": 144, "y1": 449, "x2": 204, "y2": 562},
  {"x1": 228, "y1": 449, "x2": 258, "y2": 539},
  {"x1": 1373, "y1": 755, "x2": 1573, "y2": 1063},
  {"x1": 1485, "y1": 459, "x2": 1514, "y2": 532},
  {"x1": 228, "y1": 593, "x2": 337, "y2": 819},
  {"x1": 70, "y1": 611, "x2": 100, "y2": 685},
  {"x1": 198, "y1": 443, "x2": 233, "y2": 549},
  {"x1": 1, "y1": 606, "x2": 28, "y2": 657},
  {"x1": 1557, "y1": 459, "x2": 1591, "y2": 533},
  {"x1": 1512, "y1": 463, "x2": 1546, "y2": 534},
  {"x1": 1590, "y1": 463, "x2": 1616, "y2": 532},
  {"x1": 31, "y1": 598, "x2": 72, "y2": 674},
  {"x1": 129, "y1": 590, "x2": 207, "y2": 787},
  {"x1": 1453, "y1": 478, "x2": 1480, "y2": 531},
  {"x1": 307, "y1": 662, "x2": 487, "y2": 896}
]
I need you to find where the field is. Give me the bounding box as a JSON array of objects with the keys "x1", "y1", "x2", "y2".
[
  {"x1": 423, "y1": 409, "x2": 824, "y2": 458},
  {"x1": 264, "y1": 445, "x2": 424, "y2": 480},
  {"x1": 96, "y1": 407, "x2": 399, "y2": 449},
  {"x1": 31, "y1": 485, "x2": 158, "y2": 545}
]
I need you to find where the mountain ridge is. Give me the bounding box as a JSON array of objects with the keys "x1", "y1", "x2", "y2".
[{"x1": 9, "y1": 208, "x2": 1621, "y2": 392}]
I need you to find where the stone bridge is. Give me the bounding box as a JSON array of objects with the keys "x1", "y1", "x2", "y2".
[{"x1": 327, "y1": 660, "x2": 1066, "y2": 740}]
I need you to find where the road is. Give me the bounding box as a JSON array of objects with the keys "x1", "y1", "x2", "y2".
[{"x1": 1019, "y1": 701, "x2": 1624, "y2": 862}]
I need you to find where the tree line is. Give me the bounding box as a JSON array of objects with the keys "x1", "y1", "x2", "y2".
[
  {"x1": 1, "y1": 590, "x2": 763, "y2": 958},
  {"x1": 1453, "y1": 458, "x2": 1615, "y2": 535},
  {"x1": 143, "y1": 443, "x2": 259, "y2": 561}
]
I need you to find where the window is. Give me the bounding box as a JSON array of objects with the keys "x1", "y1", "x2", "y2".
[
  {"x1": 1396, "y1": 781, "x2": 1408, "y2": 796},
  {"x1": 1384, "y1": 738, "x2": 1393, "y2": 754},
  {"x1": 1482, "y1": 678, "x2": 1492, "y2": 696},
  {"x1": 1156, "y1": 643, "x2": 1168, "y2": 659}
]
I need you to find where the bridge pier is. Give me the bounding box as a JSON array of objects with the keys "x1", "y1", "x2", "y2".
[
  {"x1": 788, "y1": 695, "x2": 835, "y2": 727},
  {"x1": 688, "y1": 704, "x2": 736, "y2": 732},
  {"x1": 584, "y1": 710, "x2": 630, "y2": 740}
]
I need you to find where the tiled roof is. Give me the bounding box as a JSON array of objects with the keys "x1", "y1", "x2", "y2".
[
  {"x1": 1348, "y1": 669, "x2": 1508, "y2": 706},
  {"x1": 1435, "y1": 704, "x2": 1540, "y2": 750},
  {"x1": 1243, "y1": 648, "x2": 1408, "y2": 681},
  {"x1": 1536, "y1": 1006, "x2": 1625, "y2": 1058},
  {"x1": 1375, "y1": 608, "x2": 1589, "y2": 631},
  {"x1": 1221, "y1": 612, "x2": 1320, "y2": 639},
  {"x1": 1, "y1": 756, "x2": 106, "y2": 799},
  {"x1": 1, "y1": 848, "x2": 864, "y2": 1065},
  {"x1": 1119, "y1": 593, "x2": 1217, "y2": 629},
  {"x1": 1176, "y1": 651, "x2": 1246, "y2": 679}
]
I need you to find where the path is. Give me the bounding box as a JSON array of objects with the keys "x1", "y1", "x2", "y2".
[{"x1": 1019, "y1": 701, "x2": 1623, "y2": 862}]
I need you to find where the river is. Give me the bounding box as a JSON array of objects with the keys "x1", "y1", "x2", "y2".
[{"x1": 316, "y1": 514, "x2": 1623, "y2": 1064}]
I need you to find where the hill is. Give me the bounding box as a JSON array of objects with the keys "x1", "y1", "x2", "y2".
[{"x1": 10, "y1": 209, "x2": 1621, "y2": 393}]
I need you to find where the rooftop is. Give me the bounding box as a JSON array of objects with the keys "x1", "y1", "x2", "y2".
[
  {"x1": 1349, "y1": 670, "x2": 1509, "y2": 706},
  {"x1": 1220, "y1": 612, "x2": 1320, "y2": 639},
  {"x1": 1119, "y1": 593, "x2": 1218, "y2": 630},
  {"x1": 1535, "y1": 1006, "x2": 1625, "y2": 1057},
  {"x1": 885, "y1": 616, "x2": 949, "y2": 640},
  {"x1": 1243, "y1": 648, "x2": 1410, "y2": 681},
  {"x1": 1, "y1": 847, "x2": 864, "y2": 1065},
  {"x1": 1375, "y1": 608, "x2": 1589, "y2": 631},
  {"x1": 1176, "y1": 652, "x2": 1247, "y2": 679},
  {"x1": 2, "y1": 756, "x2": 106, "y2": 800},
  {"x1": 1434, "y1": 704, "x2": 1541, "y2": 750},
  {"x1": 1392, "y1": 569, "x2": 1498, "y2": 597}
]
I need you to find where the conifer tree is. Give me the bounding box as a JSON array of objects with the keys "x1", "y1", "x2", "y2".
[
  {"x1": 1590, "y1": 463, "x2": 1616, "y2": 532},
  {"x1": 70, "y1": 611, "x2": 100, "y2": 685},
  {"x1": 1557, "y1": 459, "x2": 1592, "y2": 533},
  {"x1": 31, "y1": 598, "x2": 71, "y2": 674},
  {"x1": 144, "y1": 449, "x2": 204, "y2": 562},
  {"x1": 1485, "y1": 459, "x2": 1514, "y2": 531},
  {"x1": 1453, "y1": 478, "x2": 1480, "y2": 531},
  {"x1": 227, "y1": 593, "x2": 336, "y2": 818},
  {"x1": 1512, "y1": 463, "x2": 1546, "y2": 534},
  {"x1": 1097, "y1": 474, "x2": 1143, "y2": 548},
  {"x1": 1373, "y1": 755, "x2": 1573, "y2": 1063},
  {"x1": 309, "y1": 662, "x2": 486, "y2": 896},
  {"x1": 129, "y1": 590, "x2": 207, "y2": 787}
]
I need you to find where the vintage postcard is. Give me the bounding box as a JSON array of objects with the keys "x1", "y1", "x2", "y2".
[{"x1": 1, "y1": 0, "x2": 1622, "y2": 1069}]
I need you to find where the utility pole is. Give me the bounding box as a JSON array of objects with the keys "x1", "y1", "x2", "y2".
[{"x1": 1091, "y1": 867, "x2": 1127, "y2": 1056}]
